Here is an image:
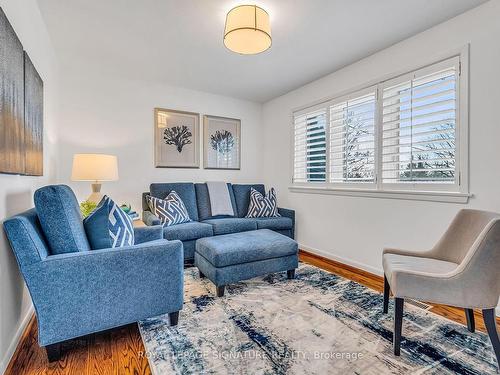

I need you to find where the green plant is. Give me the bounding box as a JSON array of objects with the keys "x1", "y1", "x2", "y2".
[{"x1": 80, "y1": 200, "x2": 98, "y2": 218}]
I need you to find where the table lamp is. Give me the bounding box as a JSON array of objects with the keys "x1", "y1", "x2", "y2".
[{"x1": 71, "y1": 154, "x2": 119, "y2": 203}]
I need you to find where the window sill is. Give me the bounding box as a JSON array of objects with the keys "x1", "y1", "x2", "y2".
[{"x1": 288, "y1": 185, "x2": 471, "y2": 203}]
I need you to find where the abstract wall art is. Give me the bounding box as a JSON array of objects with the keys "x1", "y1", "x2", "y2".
[{"x1": 0, "y1": 7, "x2": 43, "y2": 176}]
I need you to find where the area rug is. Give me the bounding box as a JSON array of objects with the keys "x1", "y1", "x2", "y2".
[{"x1": 139, "y1": 264, "x2": 498, "y2": 374}]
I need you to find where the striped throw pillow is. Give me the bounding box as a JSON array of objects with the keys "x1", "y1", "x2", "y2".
[
  {"x1": 147, "y1": 191, "x2": 191, "y2": 227},
  {"x1": 245, "y1": 188, "x2": 281, "y2": 218}
]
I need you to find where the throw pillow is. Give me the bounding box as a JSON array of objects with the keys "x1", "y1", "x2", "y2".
[
  {"x1": 146, "y1": 191, "x2": 191, "y2": 226},
  {"x1": 245, "y1": 187, "x2": 281, "y2": 218},
  {"x1": 84, "y1": 195, "x2": 135, "y2": 249}
]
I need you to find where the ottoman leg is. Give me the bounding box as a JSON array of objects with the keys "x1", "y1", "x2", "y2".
[
  {"x1": 169, "y1": 311, "x2": 180, "y2": 326},
  {"x1": 199, "y1": 270, "x2": 206, "y2": 279},
  {"x1": 216, "y1": 285, "x2": 225, "y2": 297},
  {"x1": 287, "y1": 269, "x2": 296, "y2": 279}
]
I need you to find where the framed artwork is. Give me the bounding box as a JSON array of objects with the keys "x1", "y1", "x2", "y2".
[
  {"x1": 0, "y1": 7, "x2": 25, "y2": 174},
  {"x1": 24, "y1": 52, "x2": 44, "y2": 176},
  {"x1": 154, "y1": 108, "x2": 200, "y2": 168},
  {"x1": 203, "y1": 115, "x2": 241, "y2": 170}
]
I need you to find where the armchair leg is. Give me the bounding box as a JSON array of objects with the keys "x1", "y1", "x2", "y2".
[
  {"x1": 287, "y1": 269, "x2": 295, "y2": 279},
  {"x1": 45, "y1": 343, "x2": 62, "y2": 362},
  {"x1": 216, "y1": 285, "x2": 225, "y2": 297},
  {"x1": 482, "y1": 308, "x2": 500, "y2": 368},
  {"x1": 393, "y1": 298, "x2": 404, "y2": 356},
  {"x1": 465, "y1": 308, "x2": 475, "y2": 333},
  {"x1": 169, "y1": 311, "x2": 180, "y2": 326},
  {"x1": 383, "y1": 275, "x2": 390, "y2": 314}
]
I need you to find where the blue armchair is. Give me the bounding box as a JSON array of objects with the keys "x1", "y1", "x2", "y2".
[{"x1": 3, "y1": 192, "x2": 184, "y2": 361}]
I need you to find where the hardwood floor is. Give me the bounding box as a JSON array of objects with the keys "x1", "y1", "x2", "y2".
[{"x1": 5, "y1": 249, "x2": 499, "y2": 374}]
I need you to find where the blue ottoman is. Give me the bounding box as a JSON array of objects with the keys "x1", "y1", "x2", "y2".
[{"x1": 195, "y1": 229, "x2": 298, "y2": 297}]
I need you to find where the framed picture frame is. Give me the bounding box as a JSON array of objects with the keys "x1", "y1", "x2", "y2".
[
  {"x1": 154, "y1": 108, "x2": 200, "y2": 168},
  {"x1": 203, "y1": 115, "x2": 241, "y2": 170}
]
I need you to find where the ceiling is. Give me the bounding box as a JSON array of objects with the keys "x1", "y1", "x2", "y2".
[{"x1": 37, "y1": 0, "x2": 488, "y2": 102}]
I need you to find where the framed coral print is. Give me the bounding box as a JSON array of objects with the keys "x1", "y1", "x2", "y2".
[
  {"x1": 154, "y1": 108, "x2": 200, "y2": 168},
  {"x1": 203, "y1": 115, "x2": 241, "y2": 170}
]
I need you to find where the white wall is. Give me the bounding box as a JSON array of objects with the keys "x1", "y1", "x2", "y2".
[
  {"x1": 262, "y1": 1, "x2": 500, "y2": 275},
  {"x1": 56, "y1": 73, "x2": 263, "y2": 208},
  {"x1": 0, "y1": 0, "x2": 59, "y2": 372}
]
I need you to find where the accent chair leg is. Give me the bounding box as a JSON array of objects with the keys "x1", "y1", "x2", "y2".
[
  {"x1": 199, "y1": 270, "x2": 205, "y2": 279},
  {"x1": 169, "y1": 311, "x2": 180, "y2": 326},
  {"x1": 287, "y1": 269, "x2": 295, "y2": 279},
  {"x1": 216, "y1": 285, "x2": 225, "y2": 297},
  {"x1": 482, "y1": 308, "x2": 500, "y2": 368},
  {"x1": 465, "y1": 308, "x2": 475, "y2": 333},
  {"x1": 393, "y1": 297, "x2": 404, "y2": 356},
  {"x1": 45, "y1": 343, "x2": 62, "y2": 362},
  {"x1": 383, "y1": 275, "x2": 390, "y2": 314}
]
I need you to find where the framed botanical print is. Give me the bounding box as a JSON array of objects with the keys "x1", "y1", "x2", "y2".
[
  {"x1": 203, "y1": 115, "x2": 241, "y2": 170},
  {"x1": 154, "y1": 108, "x2": 200, "y2": 168}
]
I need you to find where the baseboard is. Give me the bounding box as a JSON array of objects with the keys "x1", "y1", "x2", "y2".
[
  {"x1": 0, "y1": 305, "x2": 34, "y2": 374},
  {"x1": 299, "y1": 243, "x2": 384, "y2": 277}
]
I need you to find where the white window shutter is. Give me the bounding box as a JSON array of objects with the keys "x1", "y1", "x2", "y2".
[
  {"x1": 329, "y1": 90, "x2": 376, "y2": 184},
  {"x1": 293, "y1": 108, "x2": 327, "y2": 183},
  {"x1": 381, "y1": 58, "x2": 458, "y2": 185}
]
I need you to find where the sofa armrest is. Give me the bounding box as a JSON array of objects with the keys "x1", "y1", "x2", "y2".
[
  {"x1": 27, "y1": 239, "x2": 183, "y2": 345},
  {"x1": 134, "y1": 225, "x2": 164, "y2": 244},
  {"x1": 278, "y1": 207, "x2": 295, "y2": 239},
  {"x1": 143, "y1": 210, "x2": 161, "y2": 226}
]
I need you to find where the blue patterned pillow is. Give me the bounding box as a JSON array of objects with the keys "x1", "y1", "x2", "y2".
[
  {"x1": 146, "y1": 191, "x2": 191, "y2": 227},
  {"x1": 246, "y1": 188, "x2": 281, "y2": 218},
  {"x1": 84, "y1": 196, "x2": 134, "y2": 249}
]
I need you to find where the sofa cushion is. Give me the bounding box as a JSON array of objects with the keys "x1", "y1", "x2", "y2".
[
  {"x1": 246, "y1": 188, "x2": 280, "y2": 218},
  {"x1": 255, "y1": 217, "x2": 293, "y2": 231},
  {"x1": 195, "y1": 183, "x2": 237, "y2": 221},
  {"x1": 34, "y1": 184, "x2": 90, "y2": 255},
  {"x1": 146, "y1": 192, "x2": 191, "y2": 227},
  {"x1": 232, "y1": 184, "x2": 266, "y2": 218},
  {"x1": 196, "y1": 229, "x2": 298, "y2": 267},
  {"x1": 150, "y1": 183, "x2": 199, "y2": 221},
  {"x1": 163, "y1": 221, "x2": 213, "y2": 241},
  {"x1": 84, "y1": 196, "x2": 135, "y2": 250},
  {"x1": 202, "y1": 218, "x2": 257, "y2": 235}
]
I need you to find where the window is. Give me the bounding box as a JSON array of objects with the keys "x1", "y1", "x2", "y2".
[
  {"x1": 292, "y1": 54, "x2": 468, "y2": 201},
  {"x1": 381, "y1": 58, "x2": 458, "y2": 188},
  {"x1": 293, "y1": 107, "x2": 327, "y2": 183},
  {"x1": 330, "y1": 89, "x2": 376, "y2": 185}
]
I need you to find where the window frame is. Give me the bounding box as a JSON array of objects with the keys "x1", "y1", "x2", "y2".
[{"x1": 290, "y1": 46, "x2": 470, "y2": 203}]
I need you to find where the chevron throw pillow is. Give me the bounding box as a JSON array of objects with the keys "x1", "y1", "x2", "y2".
[
  {"x1": 147, "y1": 191, "x2": 191, "y2": 227},
  {"x1": 245, "y1": 188, "x2": 281, "y2": 218},
  {"x1": 83, "y1": 195, "x2": 135, "y2": 249}
]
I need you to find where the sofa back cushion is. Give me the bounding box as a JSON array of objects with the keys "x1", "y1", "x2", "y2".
[
  {"x1": 195, "y1": 183, "x2": 237, "y2": 221},
  {"x1": 150, "y1": 183, "x2": 199, "y2": 221},
  {"x1": 232, "y1": 184, "x2": 266, "y2": 218},
  {"x1": 34, "y1": 184, "x2": 90, "y2": 255},
  {"x1": 84, "y1": 196, "x2": 135, "y2": 249}
]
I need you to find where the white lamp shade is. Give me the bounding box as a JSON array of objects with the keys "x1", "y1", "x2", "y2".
[
  {"x1": 224, "y1": 5, "x2": 271, "y2": 55},
  {"x1": 71, "y1": 154, "x2": 119, "y2": 182}
]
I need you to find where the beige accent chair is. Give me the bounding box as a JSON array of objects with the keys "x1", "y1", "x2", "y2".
[{"x1": 382, "y1": 209, "x2": 500, "y2": 368}]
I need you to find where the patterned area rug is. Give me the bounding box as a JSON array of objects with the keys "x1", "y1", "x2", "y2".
[{"x1": 139, "y1": 264, "x2": 498, "y2": 374}]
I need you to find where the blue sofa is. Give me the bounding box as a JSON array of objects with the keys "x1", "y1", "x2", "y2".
[
  {"x1": 3, "y1": 185, "x2": 184, "y2": 361},
  {"x1": 142, "y1": 183, "x2": 295, "y2": 263}
]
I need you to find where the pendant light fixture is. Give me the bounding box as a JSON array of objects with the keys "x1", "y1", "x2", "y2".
[{"x1": 224, "y1": 5, "x2": 271, "y2": 55}]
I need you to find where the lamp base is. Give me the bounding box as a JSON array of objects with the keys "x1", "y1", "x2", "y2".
[{"x1": 87, "y1": 183, "x2": 103, "y2": 204}]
